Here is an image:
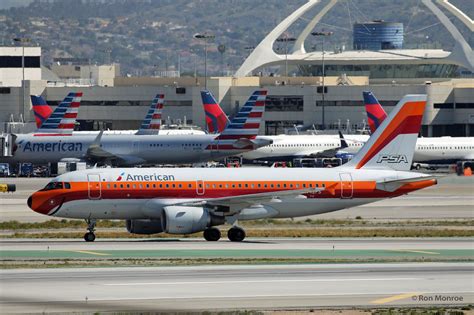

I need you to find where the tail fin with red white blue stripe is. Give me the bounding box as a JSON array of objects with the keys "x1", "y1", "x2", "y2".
[
  {"x1": 207, "y1": 90, "x2": 267, "y2": 150},
  {"x1": 363, "y1": 91, "x2": 388, "y2": 134},
  {"x1": 135, "y1": 94, "x2": 164, "y2": 135},
  {"x1": 31, "y1": 95, "x2": 53, "y2": 129},
  {"x1": 34, "y1": 92, "x2": 82, "y2": 136},
  {"x1": 200, "y1": 90, "x2": 230, "y2": 134}
]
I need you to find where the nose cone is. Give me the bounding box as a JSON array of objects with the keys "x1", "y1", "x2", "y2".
[{"x1": 27, "y1": 196, "x2": 33, "y2": 209}]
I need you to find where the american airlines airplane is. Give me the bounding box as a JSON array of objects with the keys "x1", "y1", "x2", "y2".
[
  {"x1": 363, "y1": 91, "x2": 474, "y2": 166},
  {"x1": 32, "y1": 94, "x2": 205, "y2": 136},
  {"x1": 2, "y1": 90, "x2": 271, "y2": 166},
  {"x1": 201, "y1": 90, "x2": 347, "y2": 161},
  {"x1": 28, "y1": 94, "x2": 436, "y2": 242}
]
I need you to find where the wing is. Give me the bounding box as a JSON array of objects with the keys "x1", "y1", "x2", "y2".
[{"x1": 175, "y1": 187, "x2": 328, "y2": 215}]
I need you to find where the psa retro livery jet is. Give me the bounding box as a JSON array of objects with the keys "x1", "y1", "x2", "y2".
[
  {"x1": 3, "y1": 91, "x2": 270, "y2": 166},
  {"x1": 28, "y1": 94, "x2": 436, "y2": 242}
]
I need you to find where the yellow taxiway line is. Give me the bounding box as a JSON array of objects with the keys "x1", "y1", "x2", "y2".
[{"x1": 371, "y1": 292, "x2": 420, "y2": 304}]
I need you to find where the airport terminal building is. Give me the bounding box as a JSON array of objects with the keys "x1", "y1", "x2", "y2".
[{"x1": 0, "y1": 0, "x2": 473, "y2": 137}]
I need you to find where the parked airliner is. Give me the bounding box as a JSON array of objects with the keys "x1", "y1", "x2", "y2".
[
  {"x1": 201, "y1": 90, "x2": 347, "y2": 161},
  {"x1": 2, "y1": 91, "x2": 271, "y2": 166},
  {"x1": 363, "y1": 91, "x2": 474, "y2": 166},
  {"x1": 28, "y1": 94, "x2": 436, "y2": 242}
]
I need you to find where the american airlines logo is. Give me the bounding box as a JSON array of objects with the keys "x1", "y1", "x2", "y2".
[{"x1": 376, "y1": 154, "x2": 409, "y2": 164}]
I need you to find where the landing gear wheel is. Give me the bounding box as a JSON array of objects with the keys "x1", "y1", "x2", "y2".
[
  {"x1": 84, "y1": 232, "x2": 96, "y2": 242},
  {"x1": 227, "y1": 227, "x2": 246, "y2": 242},
  {"x1": 415, "y1": 164, "x2": 421, "y2": 170},
  {"x1": 203, "y1": 227, "x2": 221, "y2": 241},
  {"x1": 84, "y1": 218, "x2": 97, "y2": 242}
]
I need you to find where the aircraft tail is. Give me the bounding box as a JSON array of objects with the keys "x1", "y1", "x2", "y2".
[
  {"x1": 135, "y1": 94, "x2": 164, "y2": 135},
  {"x1": 208, "y1": 90, "x2": 268, "y2": 150},
  {"x1": 34, "y1": 92, "x2": 83, "y2": 136},
  {"x1": 363, "y1": 91, "x2": 388, "y2": 134},
  {"x1": 345, "y1": 94, "x2": 426, "y2": 171},
  {"x1": 31, "y1": 95, "x2": 53, "y2": 128},
  {"x1": 200, "y1": 90, "x2": 230, "y2": 133}
]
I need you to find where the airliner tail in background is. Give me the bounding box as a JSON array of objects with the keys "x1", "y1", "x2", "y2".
[
  {"x1": 362, "y1": 91, "x2": 388, "y2": 134},
  {"x1": 33, "y1": 92, "x2": 83, "y2": 136},
  {"x1": 135, "y1": 94, "x2": 164, "y2": 135},
  {"x1": 200, "y1": 90, "x2": 230, "y2": 133},
  {"x1": 31, "y1": 95, "x2": 53, "y2": 129}
]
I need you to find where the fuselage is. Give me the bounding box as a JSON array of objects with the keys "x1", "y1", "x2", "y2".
[
  {"x1": 28, "y1": 167, "x2": 436, "y2": 221},
  {"x1": 2, "y1": 133, "x2": 257, "y2": 165},
  {"x1": 243, "y1": 134, "x2": 473, "y2": 164}
]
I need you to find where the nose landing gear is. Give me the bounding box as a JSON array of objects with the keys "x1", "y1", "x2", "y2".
[{"x1": 84, "y1": 219, "x2": 96, "y2": 242}]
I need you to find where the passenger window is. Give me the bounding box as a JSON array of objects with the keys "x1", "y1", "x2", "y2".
[{"x1": 64, "y1": 182, "x2": 71, "y2": 189}]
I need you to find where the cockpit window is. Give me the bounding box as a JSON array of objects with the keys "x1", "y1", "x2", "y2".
[
  {"x1": 41, "y1": 182, "x2": 64, "y2": 191},
  {"x1": 64, "y1": 182, "x2": 71, "y2": 189}
]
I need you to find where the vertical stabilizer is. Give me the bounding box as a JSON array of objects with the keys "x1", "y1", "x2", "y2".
[
  {"x1": 200, "y1": 90, "x2": 230, "y2": 133},
  {"x1": 31, "y1": 95, "x2": 54, "y2": 128},
  {"x1": 345, "y1": 94, "x2": 426, "y2": 171},
  {"x1": 34, "y1": 92, "x2": 82, "y2": 135},
  {"x1": 363, "y1": 91, "x2": 388, "y2": 134},
  {"x1": 136, "y1": 94, "x2": 164, "y2": 135}
]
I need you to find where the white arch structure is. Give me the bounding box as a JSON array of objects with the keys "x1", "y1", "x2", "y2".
[{"x1": 234, "y1": 0, "x2": 473, "y2": 77}]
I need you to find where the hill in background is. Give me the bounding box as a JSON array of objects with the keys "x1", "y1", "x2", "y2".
[{"x1": 1, "y1": 0, "x2": 472, "y2": 76}]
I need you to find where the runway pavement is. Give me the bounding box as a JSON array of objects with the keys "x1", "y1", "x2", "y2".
[
  {"x1": 1, "y1": 263, "x2": 472, "y2": 313},
  {"x1": 0, "y1": 175, "x2": 473, "y2": 222}
]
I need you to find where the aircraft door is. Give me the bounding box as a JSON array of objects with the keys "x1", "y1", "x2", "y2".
[
  {"x1": 132, "y1": 141, "x2": 140, "y2": 154},
  {"x1": 196, "y1": 180, "x2": 205, "y2": 195},
  {"x1": 339, "y1": 172, "x2": 353, "y2": 199},
  {"x1": 87, "y1": 174, "x2": 102, "y2": 200}
]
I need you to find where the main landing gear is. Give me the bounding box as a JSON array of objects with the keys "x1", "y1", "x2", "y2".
[
  {"x1": 84, "y1": 219, "x2": 96, "y2": 242},
  {"x1": 203, "y1": 226, "x2": 246, "y2": 242}
]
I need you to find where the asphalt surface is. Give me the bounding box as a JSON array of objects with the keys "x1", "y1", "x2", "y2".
[
  {"x1": 0, "y1": 175, "x2": 473, "y2": 222},
  {"x1": 1, "y1": 263, "x2": 472, "y2": 313}
]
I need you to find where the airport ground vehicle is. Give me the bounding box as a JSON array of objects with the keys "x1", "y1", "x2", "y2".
[{"x1": 28, "y1": 95, "x2": 436, "y2": 242}]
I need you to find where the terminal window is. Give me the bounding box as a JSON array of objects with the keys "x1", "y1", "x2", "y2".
[{"x1": 266, "y1": 96, "x2": 303, "y2": 112}]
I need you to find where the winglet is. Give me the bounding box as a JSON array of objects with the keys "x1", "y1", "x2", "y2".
[
  {"x1": 363, "y1": 91, "x2": 388, "y2": 134},
  {"x1": 345, "y1": 94, "x2": 426, "y2": 171},
  {"x1": 200, "y1": 90, "x2": 230, "y2": 133},
  {"x1": 338, "y1": 130, "x2": 348, "y2": 150},
  {"x1": 136, "y1": 94, "x2": 164, "y2": 135},
  {"x1": 34, "y1": 92, "x2": 82, "y2": 136}
]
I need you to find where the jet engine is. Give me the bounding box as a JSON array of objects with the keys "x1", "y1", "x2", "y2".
[
  {"x1": 126, "y1": 219, "x2": 164, "y2": 235},
  {"x1": 161, "y1": 206, "x2": 224, "y2": 234}
]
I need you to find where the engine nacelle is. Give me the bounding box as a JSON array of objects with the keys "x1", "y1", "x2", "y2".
[
  {"x1": 126, "y1": 219, "x2": 164, "y2": 235},
  {"x1": 161, "y1": 206, "x2": 224, "y2": 234}
]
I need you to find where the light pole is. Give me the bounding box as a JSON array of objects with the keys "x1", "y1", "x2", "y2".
[
  {"x1": 13, "y1": 37, "x2": 31, "y2": 121},
  {"x1": 311, "y1": 31, "x2": 333, "y2": 130},
  {"x1": 193, "y1": 33, "x2": 215, "y2": 89},
  {"x1": 276, "y1": 36, "x2": 296, "y2": 78}
]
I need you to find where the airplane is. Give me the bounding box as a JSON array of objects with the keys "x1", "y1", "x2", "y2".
[
  {"x1": 2, "y1": 90, "x2": 272, "y2": 166},
  {"x1": 363, "y1": 91, "x2": 474, "y2": 166},
  {"x1": 201, "y1": 90, "x2": 347, "y2": 162},
  {"x1": 28, "y1": 94, "x2": 437, "y2": 242},
  {"x1": 32, "y1": 94, "x2": 205, "y2": 136}
]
